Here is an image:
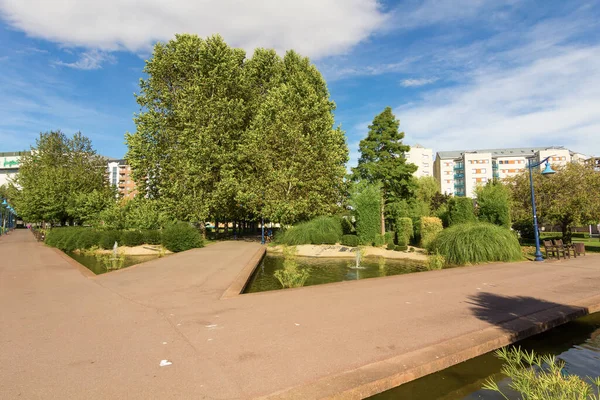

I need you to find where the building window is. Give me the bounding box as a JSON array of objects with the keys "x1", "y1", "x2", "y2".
[
  {"x1": 472, "y1": 168, "x2": 487, "y2": 174},
  {"x1": 112, "y1": 167, "x2": 117, "y2": 185},
  {"x1": 423, "y1": 163, "x2": 429, "y2": 167}
]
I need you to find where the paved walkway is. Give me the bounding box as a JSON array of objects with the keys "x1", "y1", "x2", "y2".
[{"x1": 1, "y1": 230, "x2": 600, "y2": 399}]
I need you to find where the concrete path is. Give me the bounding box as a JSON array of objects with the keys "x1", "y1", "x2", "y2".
[{"x1": 1, "y1": 230, "x2": 600, "y2": 399}]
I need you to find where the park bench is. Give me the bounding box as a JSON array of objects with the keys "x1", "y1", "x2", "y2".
[
  {"x1": 553, "y1": 239, "x2": 576, "y2": 258},
  {"x1": 543, "y1": 240, "x2": 564, "y2": 259}
]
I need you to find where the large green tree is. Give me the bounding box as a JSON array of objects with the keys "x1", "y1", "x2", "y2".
[
  {"x1": 508, "y1": 162, "x2": 600, "y2": 241},
  {"x1": 12, "y1": 131, "x2": 112, "y2": 224},
  {"x1": 127, "y1": 34, "x2": 348, "y2": 226},
  {"x1": 475, "y1": 181, "x2": 511, "y2": 228},
  {"x1": 352, "y1": 107, "x2": 417, "y2": 234}
]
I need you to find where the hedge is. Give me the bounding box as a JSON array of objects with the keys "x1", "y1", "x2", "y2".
[
  {"x1": 395, "y1": 217, "x2": 413, "y2": 246},
  {"x1": 341, "y1": 234, "x2": 360, "y2": 247},
  {"x1": 277, "y1": 216, "x2": 343, "y2": 245},
  {"x1": 161, "y1": 222, "x2": 204, "y2": 252},
  {"x1": 420, "y1": 217, "x2": 443, "y2": 249}
]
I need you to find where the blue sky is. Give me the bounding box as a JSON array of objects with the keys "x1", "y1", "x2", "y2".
[{"x1": 1, "y1": 0, "x2": 599, "y2": 166}]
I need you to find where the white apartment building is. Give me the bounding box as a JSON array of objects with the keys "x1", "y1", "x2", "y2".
[
  {"x1": 405, "y1": 144, "x2": 433, "y2": 178},
  {"x1": 434, "y1": 146, "x2": 577, "y2": 197}
]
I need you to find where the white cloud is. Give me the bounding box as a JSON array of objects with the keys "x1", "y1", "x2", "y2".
[
  {"x1": 0, "y1": 0, "x2": 387, "y2": 59},
  {"x1": 54, "y1": 50, "x2": 116, "y2": 70},
  {"x1": 397, "y1": 45, "x2": 600, "y2": 156},
  {"x1": 401, "y1": 77, "x2": 438, "y2": 87}
]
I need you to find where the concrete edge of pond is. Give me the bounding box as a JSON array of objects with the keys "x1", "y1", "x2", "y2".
[
  {"x1": 221, "y1": 245, "x2": 267, "y2": 299},
  {"x1": 49, "y1": 245, "x2": 97, "y2": 278},
  {"x1": 258, "y1": 294, "x2": 600, "y2": 400}
]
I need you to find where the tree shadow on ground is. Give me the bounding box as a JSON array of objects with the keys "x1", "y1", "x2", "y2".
[{"x1": 466, "y1": 292, "x2": 589, "y2": 341}]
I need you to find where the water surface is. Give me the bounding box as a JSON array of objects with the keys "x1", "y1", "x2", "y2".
[{"x1": 68, "y1": 252, "x2": 161, "y2": 275}]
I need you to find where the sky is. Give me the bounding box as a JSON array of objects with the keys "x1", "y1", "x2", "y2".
[{"x1": 1, "y1": 0, "x2": 599, "y2": 167}]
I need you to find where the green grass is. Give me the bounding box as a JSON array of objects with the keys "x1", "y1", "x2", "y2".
[{"x1": 573, "y1": 237, "x2": 600, "y2": 253}]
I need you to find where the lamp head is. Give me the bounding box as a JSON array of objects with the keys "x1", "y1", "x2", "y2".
[
  {"x1": 542, "y1": 162, "x2": 556, "y2": 175},
  {"x1": 1, "y1": 199, "x2": 7, "y2": 206}
]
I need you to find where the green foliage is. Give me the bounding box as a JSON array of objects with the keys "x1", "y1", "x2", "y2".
[
  {"x1": 127, "y1": 34, "x2": 348, "y2": 225},
  {"x1": 475, "y1": 181, "x2": 511, "y2": 228},
  {"x1": 384, "y1": 231, "x2": 395, "y2": 245},
  {"x1": 340, "y1": 234, "x2": 359, "y2": 247},
  {"x1": 395, "y1": 217, "x2": 413, "y2": 246},
  {"x1": 11, "y1": 131, "x2": 109, "y2": 224},
  {"x1": 95, "y1": 252, "x2": 126, "y2": 272},
  {"x1": 447, "y1": 197, "x2": 477, "y2": 226},
  {"x1": 352, "y1": 107, "x2": 417, "y2": 202},
  {"x1": 513, "y1": 218, "x2": 536, "y2": 240},
  {"x1": 120, "y1": 230, "x2": 145, "y2": 247},
  {"x1": 277, "y1": 216, "x2": 343, "y2": 245},
  {"x1": 427, "y1": 253, "x2": 445, "y2": 270},
  {"x1": 75, "y1": 229, "x2": 102, "y2": 250},
  {"x1": 351, "y1": 183, "x2": 382, "y2": 245},
  {"x1": 341, "y1": 217, "x2": 354, "y2": 235},
  {"x1": 274, "y1": 246, "x2": 310, "y2": 288},
  {"x1": 483, "y1": 347, "x2": 600, "y2": 399},
  {"x1": 98, "y1": 230, "x2": 122, "y2": 250},
  {"x1": 142, "y1": 230, "x2": 162, "y2": 245},
  {"x1": 161, "y1": 222, "x2": 204, "y2": 252},
  {"x1": 507, "y1": 163, "x2": 600, "y2": 242},
  {"x1": 123, "y1": 198, "x2": 170, "y2": 230},
  {"x1": 420, "y1": 217, "x2": 443, "y2": 249},
  {"x1": 395, "y1": 245, "x2": 408, "y2": 252},
  {"x1": 429, "y1": 222, "x2": 522, "y2": 265},
  {"x1": 373, "y1": 234, "x2": 386, "y2": 247},
  {"x1": 386, "y1": 242, "x2": 395, "y2": 250},
  {"x1": 68, "y1": 189, "x2": 116, "y2": 226}
]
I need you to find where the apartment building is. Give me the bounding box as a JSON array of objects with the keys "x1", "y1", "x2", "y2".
[
  {"x1": 107, "y1": 159, "x2": 137, "y2": 199},
  {"x1": 405, "y1": 144, "x2": 433, "y2": 178},
  {"x1": 434, "y1": 146, "x2": 576, "y2": 197}
]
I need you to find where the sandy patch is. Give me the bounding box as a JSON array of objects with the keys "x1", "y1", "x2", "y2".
[
  {"x1": 267, "y1": 244, "x2": 428, "y2": 261},
  {"x1": 95, "y1": 245, "x2": 172, "y2": 256}
]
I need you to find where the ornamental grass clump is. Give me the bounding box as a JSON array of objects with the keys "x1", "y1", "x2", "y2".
[
  {"x1": 277, "y1": 216, "x2": 343, "y2": 245},
  {"x1": 274, "y1": 246, "x2": 310, "y2": 288},
  {"x1": 428, "y1": 222, "x2": 521, "y2": 265},
  {"x1": 483, "y1": 347, "x2": 600, "y2": 399}
]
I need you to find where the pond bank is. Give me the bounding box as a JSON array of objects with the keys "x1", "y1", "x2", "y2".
[{"x1": 267, "y1": 243, "x2": 428, "y2": 261}]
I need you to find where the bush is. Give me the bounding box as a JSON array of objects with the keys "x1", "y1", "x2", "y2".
[
  {"x1": 45, "y1": 227, "x2": 82, "y2": 251},
  {"x1": 512, "y1": 218, "x2": 535, "y2": 240},
  {"x1": 395, "y1": 217, "x2": 413, "y2": 245},
  {"x1": 384, "y1": 231, "x2": 395, "y2": 245},
  {"x1": 351, "y1": 183, "x2": 381, "y2": 246},
  {"x1": 386, "y1": 242, "x2": 395, "y2": 250},
  {"x1": 420, "y1": 217, "x2": 443, "y2": 249},
  {"x1": 427, "y1": 253, "x2": 445, "y2": 270},
  {"x1": 277, "y1": 216, "x2": 343, "y2": 245},
  {"x1": 161, "y1": 222, "x2": 204, "y2": 252},
  {"x1": 475, "y1": 182, "x2": 511, "y2": 228},
  {"x1": 99, "y1": 230, "x2": 122, "y2": 250},
  {"x1": 341, "y1": 217, "x2": 354, "y2": 235},
  {"x1": 373, "y1": 234, "x2": 385, "y2": 247},
  {"x1": 121, "y1": 230, "x2": 145, "y2": 247},
  {"x1": 395, "y1": 245, "x2": 408, "y2": 252},
  {"x1": 76, "y1": 229, "x2": 102, "y2": 250},
  {"x1": 142, "y1": 230, "x2": 162, "y2": 245},
  {"x1": 340, "y1": 234, "x2": 360, "y2": 247},
  {"x1": 429, "y1": 222, "x2": 522, "y2": 265},
  {"x1": 447, "y1": 197, "x2": 477, "y2": 226},
  {"x1": 571, "y1": 232, "x2": 590, "y2": 239}
]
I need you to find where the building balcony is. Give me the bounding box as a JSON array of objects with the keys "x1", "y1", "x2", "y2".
[
  {"x1": 454, "y1": 173, "x2": 464, "y2": 178},
  {"x1": 454, "y1": 164, "x2": 464, "y2": 170}
]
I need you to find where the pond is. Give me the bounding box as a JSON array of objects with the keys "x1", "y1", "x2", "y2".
[
  {"x1": 68, "y1": 252, "x2": 162, "y2": 275},
  {"x1": 369, "y1": 312, "x2": 600, "y2": 399},
  {"x1": 243, "y1": 254, "x2": 427, "y2": 293}
]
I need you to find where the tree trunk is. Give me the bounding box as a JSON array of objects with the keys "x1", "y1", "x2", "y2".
[
  {"x1": 561, "y1": 222, "x2": 572, "y2": 243},
  {"x1": 380, "y1": 193, "x2": 385, "y2": 236}
]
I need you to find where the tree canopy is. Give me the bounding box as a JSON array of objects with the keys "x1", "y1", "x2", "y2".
[
  {"x1": 126, "y1": 34, "x2": 348, "y2": 225},
  {"x1": 11, "y1": 131, "x2": 113, "y2": 225}
]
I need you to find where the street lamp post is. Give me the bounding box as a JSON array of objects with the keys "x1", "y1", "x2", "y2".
[{"x1": 528, "y1": 157, "x2": 556, "y2": 262}]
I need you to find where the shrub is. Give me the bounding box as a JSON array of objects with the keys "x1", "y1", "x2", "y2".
[
  {"x1": 341, "y1": 217, "x2": 354, "y2": 235},
  {"x1": 340, "y1": 234, "x2": 360, "y2": 247},
  {"x1": 161, "y1": 222, "x2": 203, "y2": 252},
  {"x1": 277, "y1": 216, "x2": 343, "y2": 245},
  {"x1": 351, "y1": 183, "x2": 381, "y2": 246},
  {"x1": 121, "y1": 230, "x2": 145, "y2": 247},
  {"x1": 429, "y1": 222, "x2": 522, "y2": 265},
  {"x1": 395, "y1": 245, "x2": 408, "y2": 252},
  {"x1": 274, "y1": 246, "x2": 310, "y2": 289},
  {"x1": 420, "y1": 217, "x2": 443, "y2": 249},
  {"x1": 45, "y1": 227, "x2": 81, "y2": 251},
  {"x1": 427, "y1": 253, "x2": 445, "y2": 270},
  {"x1": 395, "y1": 217, "x2": 413, "y2": 245},
  {"x1": 408, "y1": 247, "x2": 415, "y2": 252},
  {"x1": 99, "y1": 230, "x2": 122, "y2": 250},
  {"x1": 475, "y1": 182, "x2": 511, "y2": 228},
  {"x1": 447, "y1": 197, "x2": 477, "y2": 226},
  {"x1": 76, "y1": 229, "x2": 102, "y2": 250},
  {"x1": 386, "y1": 242, "x2": 395, "y2": 250},
  {"x1": 512, "y1": 218, "x2": 535, "y2": 240},
  {"x1": 384, "y1": 231, "x2": 395, "y2": 245},
  {"x1": 373, "y1": 234, "x2": 385, "y2": 247},
  {"x1": 142, "y1": 230, "x2": 162, "y2": 245}
]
